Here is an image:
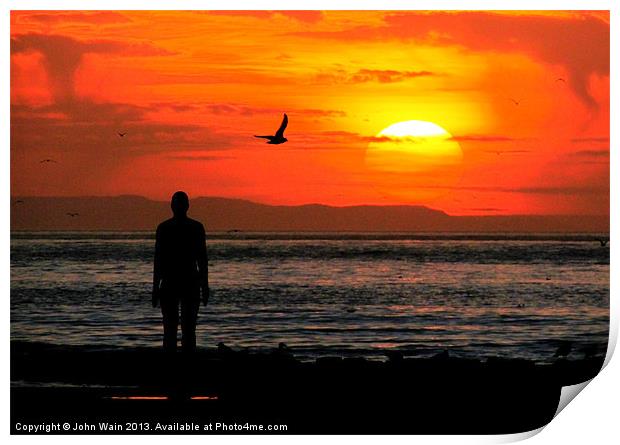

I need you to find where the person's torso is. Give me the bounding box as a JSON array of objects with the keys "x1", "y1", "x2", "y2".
[{"x1": 158, "y1": 217, "x2": 204, "y2": 283}]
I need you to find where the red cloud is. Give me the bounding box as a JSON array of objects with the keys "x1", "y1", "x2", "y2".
[{"x1": 19, "y1": 11, "x2": 131, "y2": 25}]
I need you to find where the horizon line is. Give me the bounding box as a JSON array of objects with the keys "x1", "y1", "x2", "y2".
[{"x1": 10, "y1": 194, "x2": 610, "y2": 218}]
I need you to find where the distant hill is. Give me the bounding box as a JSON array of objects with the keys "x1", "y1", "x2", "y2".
[{"x1": 10, "y1": 195, "x2": 609, "y2": 232}]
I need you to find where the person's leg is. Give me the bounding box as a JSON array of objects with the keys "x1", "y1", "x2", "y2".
[
  {"x1": 180, "y1": 287, "x2": 200, "y2": 353},
  {"x1": 161, "y1": 291, "x2": 180, "y2": 353}
]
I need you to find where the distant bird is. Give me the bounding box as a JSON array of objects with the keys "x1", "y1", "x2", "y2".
[
  {"x1": 509, "y1": 98, "x2": 524, "y2": 106},
  {"x1": 66, "y1": 212, "x2": 79, "y2": 217},
  {"x1": 556, "y1": 78, "x2": 566, "y2": 83},
  {"x1": 345, "y1": 308, "x2": 356, "y2": 314},
  {"x1": 118, "y1": 132, "x2": 126, "y2": 137},
  {"x1": 14, "y1": 199, "x2": 24, "y2": 204},
  {"x1": 553, "y1": 341, "x2": 573, "y2": 358},
  {"x1": 254, "y1": 113, "x2": 288, "y2": 144},
  {"x1": 598, "y1": 238, "x2": 609, "y2": 247},
  {"x1": 40, "y1": 159, "x2": 57, "y2": 163}
]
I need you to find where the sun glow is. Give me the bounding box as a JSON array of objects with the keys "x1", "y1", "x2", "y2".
[
  {"x1": 379, "y1": 120, "x2": 450, "y2": 138},
  {"x1": 365, "y1": 120, "x2": 464, "y2": 202}
]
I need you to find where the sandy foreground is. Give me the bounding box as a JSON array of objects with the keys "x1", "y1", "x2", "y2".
[{"x1": 11, "y1": 341, "x2": 604, "y2": 434}]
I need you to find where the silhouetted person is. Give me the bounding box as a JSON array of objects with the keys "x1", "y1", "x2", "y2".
[{"x1": 152, "y1": 191, "x2": 209, "y2": 353}]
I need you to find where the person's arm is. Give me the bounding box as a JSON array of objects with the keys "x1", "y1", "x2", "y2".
[
  {"x1": 152, "y1": 225, "x2": 162, "y2": 308},
  {"x1": 197, "y1": 224, "x2": 209, "y2": 306}
]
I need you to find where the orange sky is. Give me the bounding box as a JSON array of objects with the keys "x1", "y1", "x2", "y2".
[{"x1": 10, "y1": 10, "x2": 610, "y2": 216}]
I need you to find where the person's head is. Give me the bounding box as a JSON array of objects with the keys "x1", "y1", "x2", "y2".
[{"x1": 171, "y1": 191, "x2": 189, "y2": 216}]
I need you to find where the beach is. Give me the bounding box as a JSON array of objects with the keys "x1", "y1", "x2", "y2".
[{"x1": 11, "y1": 340, "x2": 605, "y2": 434}]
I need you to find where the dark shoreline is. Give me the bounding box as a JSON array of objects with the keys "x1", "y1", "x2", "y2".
[
  {"x1": 11, "y1": 341, "x2": 605, "y2": 434},
  {"x1": 11, "y1": 230, "x2": 610, "y2": 239}
]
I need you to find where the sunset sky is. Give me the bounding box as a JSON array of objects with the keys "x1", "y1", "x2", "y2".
[{"x1": 10, "y1": 10, "x2": 610, "y2": 216}]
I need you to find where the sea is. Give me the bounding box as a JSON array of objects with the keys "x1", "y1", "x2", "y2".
[{"x1": 10, "y1": 232, "x2": 610, "y2": 364}]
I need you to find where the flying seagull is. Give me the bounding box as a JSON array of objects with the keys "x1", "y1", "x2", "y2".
[
  {"x1": 40, "y1": 159, "x2": 57, "y2": 163},
  {"x1": 255, "y1": 113, "x2": 288, "y2": 144},
  {"x1": 598, "y1": 238, "x2": 609, "y2": 247},
  {"x1": 66, "y1": 212, "x2": 80, "y2": 217},
  {"x1": 118, "y1": 132, "x2": 126, "y2": 137},
  {"x1": 509, "y1": 98, "x2": 524, "y2": 106},
  {"x1": 556, "y1": 78, "x2": 566, "y2": 83}
]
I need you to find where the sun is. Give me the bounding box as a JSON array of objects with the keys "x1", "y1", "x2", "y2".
[{"x1": 365, "y1": 120, "x2": 464, "y2": 202}]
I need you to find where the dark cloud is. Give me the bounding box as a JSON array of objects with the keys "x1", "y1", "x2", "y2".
[
  {"x1": 509, "y1": 186, "x2": 604, "y2": 195},
  {"x1": 203, "y1": 103, "x2": 346, "y2": 118},
  {"x1": 150, "y1": 102, "x2": 346, "y2": 119},
  {"x1": 317, "y1": 68, "x2": 437, "y2": 84},
  {"x1": 10, "y1": 32, "x2": 207, "y2": 163},
  {"x1": 153, "y1": 102, "x2": 262, "y2": 116},
  {"x1": 408, "y1": 184, "x2": 605, "y2": 196},
  {"x1": 150, "y1": 102, "x2": 201, "y2": 113},
  {"x1": 10, "y1": 100, "x2": 232, "y2": 196},
  {"x1": 207, "y1": 10, "x2": 323, "y2": 23},
  {"x1": 20, "y1": 12, "x2": 131, "y2": 25},
  {"x1": 450, "y1": 135, "x2": 517, "y2": 142},
  {"x1": 10, "y1": 100, "x2": 232, "y2": 157},
  {"x1": 10, "y1": 40, "x2": 236, "y2": 178},
  {"x1": 11, "y1": 100, "x2": 139, "y2": 124},
  {"x1": 297, "y1": 108, "x2": 347, "y2": 118},
  {"x1": 11, "y1": 33, "x2": 173, "y2": 103},
  {"x1": 167, "y1": 155, "x2": 235, "y2": 161},
  {"x1": 320, "y1": 131, "x2": 394, "y2": 143},
  {"x1": 571, "y1": 137, "x2": 609, "y2": 143},
  {"x1": 570, "y1": 150, "x2": 609, "y2": 158},
  {"x1": 350, "y1": 69, "x2": 436, "y2": 83}
]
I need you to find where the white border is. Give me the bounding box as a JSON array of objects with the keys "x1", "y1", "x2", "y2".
[
  {"x1": 3, "y1": 1, "x2": 616, "y2": 444},
  {"x1": 1, "y1": 0, "x2": 617, "y2": 11}
]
